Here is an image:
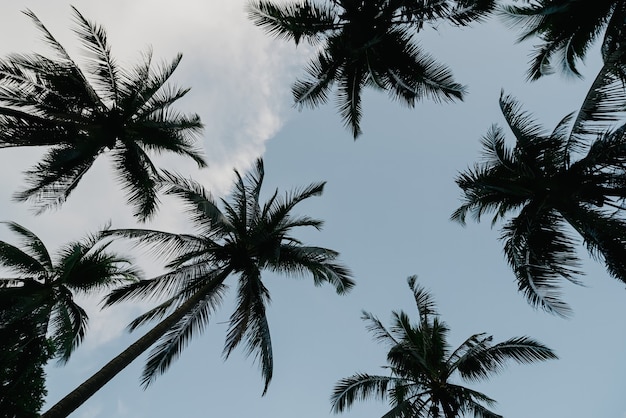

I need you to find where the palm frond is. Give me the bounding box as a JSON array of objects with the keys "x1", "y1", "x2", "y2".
[
  {"x1": 407, "y1": 275, "x2": 438, "y2": 319},
  {"x1": 49, "y1": 286, "x2": 88, "y2": 363},
  {"x1": 22, "y1": 9, "x2": 73, "y2": 64},
  {"x1": 570, "y1": 57, "x2": 626, "y2": 143},
  {"x1": 223, "y1": 269, "x2": 274, "y2": 394},
  {"x1": 110, "y1": 141, "x2": 160, "y2": 222},
  {"x1": 562, "y1": 205, "x2": 626, "y2": 283},
  {"x1": 501, "y1": 208, "x2": 581, "y2": 317},
  {"x1": 160, "y1": 171, "x2": 232, "y2": 236},
  {"x1": 499, "y1": 93, "x2": 546, "y2": 144},
  {"x1": 498, "y1": 1, "x2": 608, "y2": 79},
  {"x1": 247, "y1": 0, "x2": 338, "y2": 45},
  {"x1": 266, "y1": 181, "x2": 325, "y2": 231},
  {"x1": 122, "y1": 52, "x2": 184, "y2": 117},
  {"x1": 267, "y1": 244, "x2": 354, "y2": 294},
  {"x1": 1, "y1": 222, "x2": 52, "y2": 273},
  {"x1": 70, "y1": 6, "x2": 119, "y2": 103},
  {"x1": 292, "y1": 47, "x2": 339, "y2": 108},
  {"x1": 362, "y1": 310, "x2": 400, "y2": 347},
  {"x1": 130, "y1": 110, "x2": 205, "y2": 168},
  {"x1": 446, "y1": 384, "x2": 500, "y2": 418},
  {"x1": 103, "y1": 263, "x2": 216, "y2": 306},
  {"x1": 376, "y1": 30, "x2": 465, "y2": 106},
  {"x1": 13, "y1": 143, "x2": 102, "y2": 213},
  {"x1": 141, "y1": 285, "x2": 225, "y2": 387},
  {"x1": 331, "y1": 373, "x2": 396, "y2": 413},
  {"x1": 58, "y1": 241, "x2": 140, "y2": 293},
  {"x1": 0, "y1": 241, "x2": 48, "y2": 278},
  {"x1": 336, "y1": 57, "x2": 366, "y2": 138},
  {"x1": 22, "y1": 9, "x2": 101, "y2": 104},
  {"x1": 455, "y1": 335, "x2": 556, "y2": 382}
]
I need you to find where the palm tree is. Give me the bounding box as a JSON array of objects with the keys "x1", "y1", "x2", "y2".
[
  {"x1": 0, "y1": 7, "x2": 206, "y2": 220},
  {"x1": 0, "y1": 222, "x2": 140, "y2": 414},
  {"x1": 500, "y1": 0, "x2": 626, "y2": 80},
  {"x1": 331, "y1": 276, "x2": 557, "y2": 418},
  {"x1": 451, "y1": 92, "x2": 626, "y2": 316},
  {"x1": 248, "y1": 0, "x2": 495, "y2": 138},
  {"x1": 43, "y1": 158, "x2": 354, "y2": 418}
]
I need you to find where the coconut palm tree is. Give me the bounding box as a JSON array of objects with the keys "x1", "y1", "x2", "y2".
[
  {"x1": 451, "y1": 92, "x2": 626, "y2": 316},
  {"x1": 0, "y1": 7, "x2": 206, "y2": 220},
  {"x1": 0, "y1": 222, "x2": 140, "y2": 414},
  {"x1": 500, "y1": 0, "x2": 626, "y2": 80},
  {"x1": 248, "y1": 0, "x2": 495, "y2": 138},
  {"x1": 43, "y1": 158, "x2": 354, "y2": 418},
  {"x1": 331, "y1": 276, "x2": 557, "y2": 418}
]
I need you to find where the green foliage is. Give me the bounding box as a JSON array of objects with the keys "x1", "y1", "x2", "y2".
[
  {"x1": 331, "y1": 276, "x2": 557, "y2": 418},
  {"x1": 0, "y1": 7, "x2": 206, "y2": 220}
]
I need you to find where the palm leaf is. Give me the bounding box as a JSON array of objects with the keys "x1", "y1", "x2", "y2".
[
  {"x1": 110, "y1": 140, "x2": 160, "y2": 221},
  {"x1": 570, "y1": 57, "x2": 626, "y2": 143},
  {"x1": 160, "y1": 171, "x2": 232, "y2": 235},
  {"x1": 247, "y1": 0, "x2": 338, "y2": 45},
  {"x1": 562, "y1": 205, "x2": 626, "y2": 283},
  {"x1": 223, "y1": 269, "x2": 274, "y2": 393},
  {"x1": 70, "y1": 6, "x2": 119, "y2": 103},
  {"x1": 267, "y1": 244, "x2": 354, "y2": 294},
  {"x1": 49, "y1": 286, "x2": 88, "y2": 363},
  {"x1": 13, "y1": 142, "x2": 102, "y2": 213},
  {"x1": 331, "y1": 373, "x2": 397, "y2": 413},
  {"x1": 501, "y1": 208, "x2": 581, "y2": 317},
  {"x1": 141, "y1": 283, "x2": 226, "y2": 387},
  {"x1": 407, "y1": 275, "x2": 438, "y2": 319},
  {"x1": 362, "y1": 310, "x2": 400, "y2": 347},
  {"x1": 2, "y1": 222, "x2": 53, "y2": 272},
  {"x1": 292, "y1": 46, "x2": 340, "y2": 108}
]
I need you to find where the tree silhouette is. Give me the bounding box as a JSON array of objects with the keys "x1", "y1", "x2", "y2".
[
  {"x1": 0, "y1": 7, "x2": 206, "y2": 220},
  {"x1": 43, "y1": 158, "x2": 354, "y2": 417},
  {"x1": 452, "y1": 92, "x2": 626, "y2": 316},
  {"x1": 331, "y1": 276, "x2": 557, "y2": 418},
  {"x1": 248, "y1": 0, "x2": 494, "y2": 137}
]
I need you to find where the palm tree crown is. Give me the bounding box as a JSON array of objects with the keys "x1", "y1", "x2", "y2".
[
  {"x1": 0, "y1": 7, "x2": 206, "y2": 220},
  {"x1": 501, "y1": 0, "x2": 626, "y2": 80},
  {"x1": 452, "y1": 93, "x2": 626, "y2": 316},
  {"x1": 103, "y1": 158, "x2": 354, "y2": 393},
  {"x1": 0, "y1": 221, "x2": 140, "y2": 362},
  {"x1": 331, "y1": 275, "x2": 557, "y2": 418},
  {"x1": 248, "y1": 0, "x2": 495, "y2": 137}
]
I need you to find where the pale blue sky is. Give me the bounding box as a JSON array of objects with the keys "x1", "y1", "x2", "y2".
[{"x1": 0, "y1": 2, "x2": 625, "y2": 417}]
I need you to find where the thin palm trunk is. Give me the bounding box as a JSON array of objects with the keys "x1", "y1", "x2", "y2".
[{"x1": 42, "y1": 271, "x2": 230, "y2": 418}]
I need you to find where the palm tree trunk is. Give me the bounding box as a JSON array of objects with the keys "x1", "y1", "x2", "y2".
[{"x1": 42, "y1": 272, "x2": 229, "y2": 418}]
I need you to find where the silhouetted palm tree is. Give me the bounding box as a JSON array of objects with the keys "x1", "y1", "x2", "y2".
[
  {"x1": 0, "y1": 7, "x2": 205, "y2": 220},
  {"x1": 248, "y1": 0, "x2": 494, "y2": 137},
  {"x1": 331, "y1": 276, "x2": 557, "y2": 418},
  {"x1": 0, "y1": 222, "x2": 140, "y2": 414},
  {"x1": 43, "y1": 158, "x2": 354, "y2": 418},
  {"x1": 452, "y1": 93, "x2": 626, "y2": 316},
  {"x1": 501, "y1": 0, "x2": 626, "y2": 80}
]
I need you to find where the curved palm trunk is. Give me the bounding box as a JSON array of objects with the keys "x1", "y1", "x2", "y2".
[{"x1": 42, "y1": 273, "x2": 229, "y2": 418}]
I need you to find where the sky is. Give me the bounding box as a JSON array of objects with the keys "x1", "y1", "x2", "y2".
[{"x1": 0, "y1": 1, "x2": 625, "y2": 417}]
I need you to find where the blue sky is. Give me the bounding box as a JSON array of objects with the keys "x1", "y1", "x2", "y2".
[{"x1": 1, "y1": 1, "x2": 625, "y2": 417}]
